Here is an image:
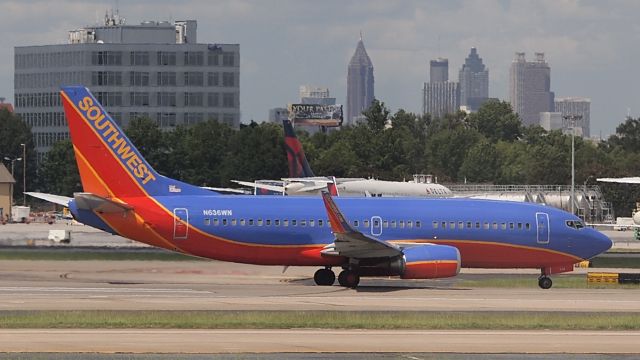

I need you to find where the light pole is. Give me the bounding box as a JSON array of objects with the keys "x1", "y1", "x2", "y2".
[
  {"x1": 562, "y1": 114, "x2": 583, "y2": 215},
  {"x1": 20, "y1": 144, "x2": 25, "y2": 206}
]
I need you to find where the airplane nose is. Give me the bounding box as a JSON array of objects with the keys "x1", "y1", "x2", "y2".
[{"x1": 594, "y1": 230, "x2": 613, "y2": 255}]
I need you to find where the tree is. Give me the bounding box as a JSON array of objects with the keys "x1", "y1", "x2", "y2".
[
  {"x1": 0, "y1": 110, "x2": 36, "y2": 202},
  {"x1": 459, "y1": 139, "x2": 498, "y2": 183},
  {"x1": 468, "y1": 100, "x2": 523, "y2": 142},
  {"x1": 426, "y1": 127, "x2": 482, "y2": 181},
  {"x1": 607, "y1": 117, "x2": 640, "y2": 152},
  {"x1": 37, "y1": 140, "x2": 81, "y2": 196},
  {"x1": 362, "y1": 99, "x2": 390, "y2": 133},
  {"x1": 125, "y1": 117, "x2": 168, "y2": 174}
]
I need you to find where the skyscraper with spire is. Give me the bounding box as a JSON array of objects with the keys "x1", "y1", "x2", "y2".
[
  {"x1": 346, "y1": 34, "x2": 374, "y2": 125},
  {"x1": 458, "y1": 47, "x2": 489, "y2": 111}
]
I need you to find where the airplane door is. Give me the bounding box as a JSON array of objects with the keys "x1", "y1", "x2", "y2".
[
  {"x1": 536, "y1": 212, "x2": 549, "y2": 244},
  {"x1": 173, "y1": 208, "x2": 189, "y2": 240},
  {"x1": 371, "y1": 216, "x2": 382, "y2": 236}
]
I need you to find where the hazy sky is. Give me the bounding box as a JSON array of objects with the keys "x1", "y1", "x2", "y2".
[{"x1": 1, "y1": 0, "x2": 638, "y2": 136}]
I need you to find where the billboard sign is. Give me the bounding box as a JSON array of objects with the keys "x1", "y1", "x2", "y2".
[{"x1": 288, "y1": 104, "x2": 343, "y2": 127}]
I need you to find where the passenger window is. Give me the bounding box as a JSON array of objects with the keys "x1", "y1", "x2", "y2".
[
  {"x1": 274, "y1": 219, "x2": 280, "y2": 226},
  {"x1": 525, "y1": 223, "x2": 530, "y2": 230},
  {"x1": 257, "y1": 219, "x2": 262, "y2": 226},
  {"x1": 354, "y1": 220, "x2": 359, "y2": 227},
  {"x1": 407, "y1": 221, "x2": 413, "y2": 229},
  {"x1": 383, "y1": 220, "x2": 389, "y2": 228},
  {"x1": 442, "y1": 222, "x2": 446, "y2": 229},
  {"x1": 518, "y1": 222, "x2": 522, "y2": 230},
  {"x1": 433, "y1": 221, "x2": 439, "y2": 229},
  {"x1": 292, "y1": 220, "x2": 297, "y2": 226},
  {"x1": 399, "y1": 221, "x2": 405, "y2": 229},
  {"x1": 240, "y1": 219, "x2": 246, "y2": 226},
  {"x1": 231, "y1": 219, "x2": 237, "y2": 226},
  {"x1": 501, "y1": 223, "x2": 506, "y2": 230},
  {"x1": 475, "y1": 222, "x2": 480, "y2": 229},
  {"x1": 318, "y1": 219, "x2": 323, "y2": 227},
  {"x1": 416, "y1": 221, "x2": 421, "y2": 228},
  {"x1": 248, "y1": 219, "x2": 254, "y2": 226},
  {"x1": 283, "y1": 219, "x2": 288, "y2": 227},
  {"x1": 509, "y1": 222, "x2": 514, "y2": 230},
  {"x1": 492, "y1": 222, "x2": 498, "y2": 230},
  {"x1": 300, "y1": 220, "x2": 306, "y2": 227},
  {"x1": 213, "y1": 218, "x2": 219, "y2": 226},
  {"x1": 204, "y1": 218, "x2": 210, "y2": 226},
  {"x1": 265, "y1": 219, "x2": 271, "y2": 226},
  {"x1": 483, "y1": 222, "x2": 489, "y2": 230},
  {"x1": 364, "y1": 220, "x2": 370, "y2": 228},
  {"x1": 222, "y1": 219, "x2": 228, "y2": 226},
  {"x1": 449, "y1": 222, "x2": 455, "y2": 229},
  {"x1": 466, "y1": 222, "x2": 472, "y2": 229},
  {"x1": 391, "y1": 221, "x2": 397, "y2": 228},
  {"x1": 309, "y1": 220, "x2": 315, "y2": 227},
  {"x1": 458, "y1": 221, "x2": 464, "y2": 229}
]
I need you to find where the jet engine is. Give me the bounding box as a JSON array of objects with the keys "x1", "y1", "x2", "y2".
[
  {"x1": 356, "y1": 244, "x2": 460, "y2": 279},
  {"x1": 400, "y1": 244, "x2": 461, "y2": 279}
]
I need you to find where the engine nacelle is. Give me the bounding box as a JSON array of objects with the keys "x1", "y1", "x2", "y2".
[{"x1": 400, "y1": 244, "x2": 460, "y2": 279}]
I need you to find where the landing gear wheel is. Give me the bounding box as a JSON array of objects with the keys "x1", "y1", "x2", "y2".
[
  {"x1": 538, "y1": 276, "x2": 553, "y2": 289},
  {"x1": 338, "y1": 270, "x2": 360, "y2": 288},
  {"x1": 313, "y1": 268, "x2": 335, "y2": 286}
]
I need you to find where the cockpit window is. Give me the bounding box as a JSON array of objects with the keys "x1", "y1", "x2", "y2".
[{"x1": 566, "y1": 220, "x2": 585, "y2": 230}]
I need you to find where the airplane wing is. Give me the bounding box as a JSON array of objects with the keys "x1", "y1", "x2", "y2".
[
  {"x1": 74, "y1": 193, "x2": 133, "y2": 214},
  {"x1": 25, "y1": 192, "x2": 72, "y2": 207},
  {"x1": 201, "y1": 186, "x2": 252, "y2": 195},
  {"x1": 320, "y1": 191, "x2": 401, "y2": 258},
  {"x1": 598, "y1": 177, "x2": 640, "y2": 184},
  {"x1": 282, "y1": 177, "x2": 333, "y2": 183},
  {"x1": 231, "y1": 180, "x2": 286, "y2": 193}
]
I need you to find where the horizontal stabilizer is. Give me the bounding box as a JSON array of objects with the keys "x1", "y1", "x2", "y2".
[
  {"x1": 74, "y1": 193, "x2": 133, "y2": 214},
  {"x1": 201, "y1": 186, "x2": 251, "y2": 195},
  {"x1": 25, "y1": 192, "x2": 72, "y2": 207}
]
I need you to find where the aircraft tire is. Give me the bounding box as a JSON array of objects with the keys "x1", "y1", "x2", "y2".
[
  {"x1": 338, "y1": 269, "x2": 360, "y2": 288},
  {"x1": 314, "y1": 268, "x2": 335, "y2": 286},
  {"x1": 538, "y1": 276, "x2": 553, "y2": 289}
]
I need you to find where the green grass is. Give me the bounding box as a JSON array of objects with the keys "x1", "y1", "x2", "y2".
[
  {"x1": 1, "y1": 310, "x2": 639, "y2": 330},
  {"x1": 590, "y1": 256, "x2": 640, "y2": 268}
]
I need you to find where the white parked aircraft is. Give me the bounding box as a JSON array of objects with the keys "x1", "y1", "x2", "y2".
[{"x1": 233, "y1": 120, "x2": 452, "y2": 197}]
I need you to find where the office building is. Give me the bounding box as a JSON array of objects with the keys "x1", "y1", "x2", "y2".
[
  {"x1": 0, "y1": 164, "x2": 15, "y2": 221},
  {"x1": 268, "y1": 107, "x2": 289, "y2": 123},
  {"x1": 346, "y1": 36, "x2": 374, "y2": 125},
  {"x1": 509, "y1": 52, "x2": 554, "y2": 127},
  {"x1": 458, "y1": 48, "x2": 489, "y2": 111},
  {"x1": 14, "y1": 13, "x2": 240, "y2": 160},
  {"x1": 423, "y1": 57, "x2": 459, "y2": 118},
  {"x1": 299, "y1": 85, "x2": 336, "y2": 106},
  {"x1": 555, "y1": 97, "x2": 591, "y2": 138}
]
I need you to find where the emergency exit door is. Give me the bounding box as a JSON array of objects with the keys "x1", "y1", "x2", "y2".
[{"x1": 173, "y1": 208, "x2": 189, "y2": 240}]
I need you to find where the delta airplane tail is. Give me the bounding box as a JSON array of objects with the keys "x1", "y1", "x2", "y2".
[
  {"x1": 61, "y1": 86, "x2": 212, "y2": 198},
  {"x1": 283, "y1": 119, "x2": 315, "y2": 178}
]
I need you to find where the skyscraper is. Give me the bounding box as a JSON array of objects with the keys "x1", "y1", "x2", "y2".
[
  {"x1": 15, "y1": 13, "x2": 240, "y2": 161},
  {"x1": 509, "y1": 52, "x2": 554, "y2": 127},
  {"x1": 346, "y1": 36, "x2": 374, "y2": 125},
  {"x1": 458, "y1": 48, "x2": 489, "y2": 111},
  {"x1": 555, "y1": 97, "x2": 591, "y2": 138},
  {"x1": 423, "y1": 57, "x2": 459, "y2": 118}
]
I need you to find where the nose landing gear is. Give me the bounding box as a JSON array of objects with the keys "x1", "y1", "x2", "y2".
[{"x1": 538, "y1": 275, "x2": 553, "y2": 289}]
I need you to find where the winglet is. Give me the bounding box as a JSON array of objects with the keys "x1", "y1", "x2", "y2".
[
  {"x1": 321, "y1": 190, "x2": 353, "y2": 235},
  {"x1": 327, "y1": 176, "x2": 339, "y2": 196}
]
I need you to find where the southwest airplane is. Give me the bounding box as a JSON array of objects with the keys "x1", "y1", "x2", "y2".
[
  {"x1": 42, "y1": 86, "x2": 612, "y2": 289},
  {"x1": 234, "y1": 119, "x2": 453, "y2": 197}
]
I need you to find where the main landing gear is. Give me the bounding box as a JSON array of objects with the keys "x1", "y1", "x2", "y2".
[
  {"x1": 538, "y1": 275, "x2": 553, "y2": 289},
  {"x1": 313, "y1": 268, "x2": 335, "y2": 286},
  {"x1": 313, "y1": 268, "x2": 360, "y2": 288}
]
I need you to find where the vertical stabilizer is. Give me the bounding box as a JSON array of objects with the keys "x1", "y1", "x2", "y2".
[{"x1": 282, "y1": 119, "x2": 315, "y2": 178}]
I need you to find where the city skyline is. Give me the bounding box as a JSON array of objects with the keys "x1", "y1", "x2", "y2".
[{"x1": 0, "y1": 1, "x2": 638, "y2": 137}]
